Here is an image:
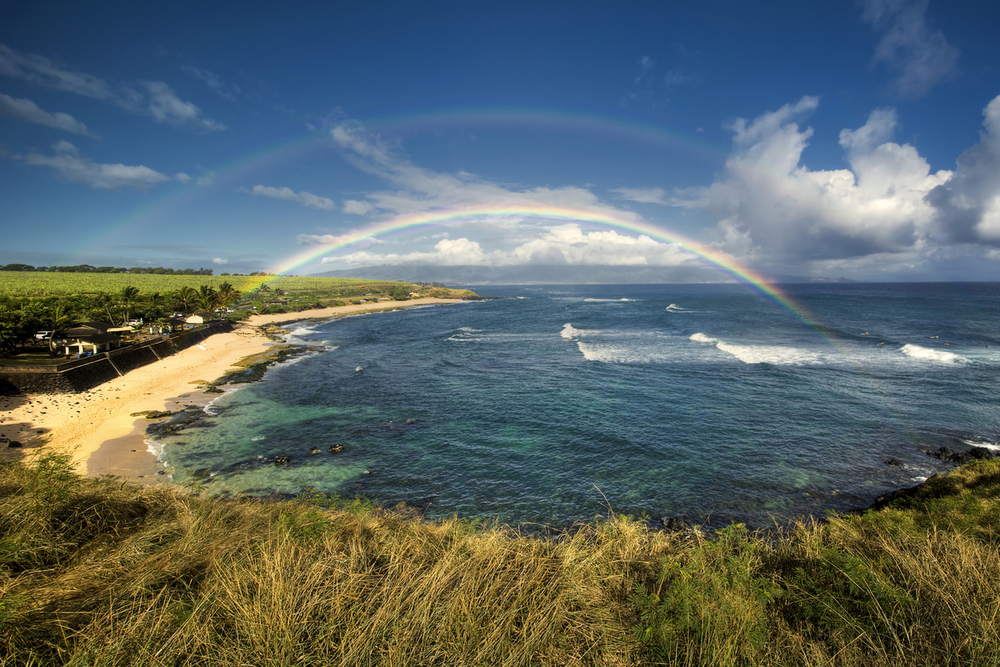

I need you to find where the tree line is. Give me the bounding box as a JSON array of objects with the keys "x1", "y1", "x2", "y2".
[
  {"x1": 1, "y1": 264, "x2": 215, "y2": 275},
  {"x1": 0, "y1": 283, "x2": 243, "y2": 357}
]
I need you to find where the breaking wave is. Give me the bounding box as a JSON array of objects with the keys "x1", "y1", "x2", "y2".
[{"x1": 900, "y1": 344, "x2": 967, "y2": 364}]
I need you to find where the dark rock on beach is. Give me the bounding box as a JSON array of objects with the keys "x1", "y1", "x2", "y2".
[{"x1": 130, "y1": 410, "x2": 174, "y2": 419}]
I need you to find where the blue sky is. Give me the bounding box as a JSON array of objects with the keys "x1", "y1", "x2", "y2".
[{"x1": 1, "y1": 0, "x2": 999, "y2": 281}]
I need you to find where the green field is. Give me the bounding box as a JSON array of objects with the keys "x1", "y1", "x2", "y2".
[{"x1": 0, "y1": 271, "x2": 415, "y2": 298}]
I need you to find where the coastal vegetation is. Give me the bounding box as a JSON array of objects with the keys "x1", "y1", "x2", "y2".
[
  {"x1": 1, "y1": 453, "x2": 998, "y2": 666},
  {"x1": 0, "y1": 271, "x2": 477, "y2": 357}
]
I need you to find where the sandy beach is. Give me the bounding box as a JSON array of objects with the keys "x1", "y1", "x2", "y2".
[{"x1": 0, "y1": 298, "x2": 462, "y2": 481}]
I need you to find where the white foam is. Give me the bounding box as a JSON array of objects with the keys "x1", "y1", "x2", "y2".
[
  {"x1": 690, "y1": 332, "x2": 822, "y2": 365},
  {"x1": 715, "y1": 341, "x2": 823, "y2": 365},
  {"x1": 576, "y1": 342, "x2": 674, "y2": 364},
  {"x1": 900, "y1": 344, "x2": 967, "y2": 364},
  {"x1": 963, "y1": 439, "x2": 1000, "y2": 451},
  {"x1": 561, "y1": 323, "x2": 584, "y2": 339},
  {"x1": 665, "y1": 303, "x2": 687, "y2": 312},
  {"x1": 288, "y1": 325, "x2": 318, "y2": 338},
  {"x1": 447, "y1": 328, "x2": 483, "y2": 342},
  {"x1": 145, "y1": 437, "x2": 164, "y2": 459}
]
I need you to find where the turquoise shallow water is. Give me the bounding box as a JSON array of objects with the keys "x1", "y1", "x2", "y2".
[{"x1": 151, "y1": 283, "x2": 1000, "y2": 528}]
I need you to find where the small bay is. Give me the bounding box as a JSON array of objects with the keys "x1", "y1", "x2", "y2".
[{"x1": 154, "y1": 282, "x2": 1000, "y2": 529}]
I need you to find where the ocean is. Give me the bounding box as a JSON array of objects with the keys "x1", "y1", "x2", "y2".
[{"x1": 150, "y1": 282, "x2": 1000, "y2": 529}]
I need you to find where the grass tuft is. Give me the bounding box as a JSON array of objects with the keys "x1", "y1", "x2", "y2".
[{"x1": 2, "y1": 454, "x2": 1000, "y2": 665}]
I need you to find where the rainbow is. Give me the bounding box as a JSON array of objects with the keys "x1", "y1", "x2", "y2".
[{"x1": 259, "y1": 204, "x2": 821, "y2": 329}]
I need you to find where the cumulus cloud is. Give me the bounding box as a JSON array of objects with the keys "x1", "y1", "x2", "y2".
[
  {"x1": 0, "y1": 42, "x2": 225, "y2": 131},
  {"x1": 675, "y1": 97, "x2": 952, "y2": 263},
  {"x1": 212, "y1": 257, "x2": 229, "y2": 265},
  {"x1": 15, "y1": 140, "x2": 188, "y2": 190},
  {"x1": 243, "y1": 184, "x2": 334, "y2": 210},
  {"x1": 860, "y1": 0, "x2": 959, "y2": 99},
  {"x1": 927, "y1": 94, "x2": 1000, "y2": 244},
  {"x1": 0, "y1": 92, "x2": 91, "y2": 135},
  {"x1": 318, "y1": 224, "x2": 695, "y2": 268}
]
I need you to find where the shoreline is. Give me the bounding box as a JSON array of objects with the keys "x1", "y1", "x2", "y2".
[{"x1": 0, "y1": 298, "x2": 463, "y2": 480}]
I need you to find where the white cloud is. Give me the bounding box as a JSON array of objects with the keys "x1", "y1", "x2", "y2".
[
  {"x1": 320, "y1": 120, "x2": 723, "y2": 269},
  {"x1": 15, "y1": 140, "x2": 188, "y2": 190},
  {"x1": 329, "y1": 121, "x2": 642, "y2": 222},
  {"x1": 298, "y1": 231, "x2": 376, "y2": 247},
  {"x1": 320, "y1": 224, "x2": 696, "y2": 268},
  {"x1": 927, "y1": 94, "x2": 1000, "y2": 243},
  {"x1": 212, "y1": 257, "x2": 229, "y2": 265},
  {"x1": 343, "y1": 199, "x2": 374, "y2": 215},
  {"x1": 196, "y1": 170, "x2": 216, "y2": 186},
  {"x1": 244, "y1": 184, "x2": 334, "y2": 209},
  {"x1": 675, "y1": 97, "x2": 953, "y2": 263},
  {"x1": 144, "y1": 81, "x2": 225, "y2": 132},
  {"x1": 0, "y1": 92, "x2": 91, "y2": 135},
  {"x1": 0, "y1": 42, "x2": 225, "y2": 132},
  {"x1": 860, "y1": 0, "x2": 958, "y2": 99},
  {"x1": 298, "y1": 190, "x2": 335, "y2": 210},
  {"x1": 0, "y1": 43, "x2": 114, "y2": 99},
  {"x1": 613, "y1": 187, "x2": 667, "y2": 204}
]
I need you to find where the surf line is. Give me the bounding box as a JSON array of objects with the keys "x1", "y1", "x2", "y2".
[{"x1": 260, "y1": 204, "x2": 826, "y2": 330}]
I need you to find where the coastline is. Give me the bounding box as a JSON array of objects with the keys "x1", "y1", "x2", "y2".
[{"x1": 0, "y1": 297, "x2": 463, "y2": 480}]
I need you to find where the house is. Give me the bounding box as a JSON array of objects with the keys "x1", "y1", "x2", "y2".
[
  {"x1": 184, "y1": 311, "x2": 215, "y2": 327},
  {"x1": 52, "y1": 321, "x2": 125, "y2": 357}
]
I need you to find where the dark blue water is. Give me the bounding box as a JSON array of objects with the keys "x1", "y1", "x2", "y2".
[{"x1": 154, "y1": 283, "x2": 1000, "y2": 528}]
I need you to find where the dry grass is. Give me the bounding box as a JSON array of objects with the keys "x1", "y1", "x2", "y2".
[{"x1": 2, "y1": 454, "x2": 1000, "y2": 666}]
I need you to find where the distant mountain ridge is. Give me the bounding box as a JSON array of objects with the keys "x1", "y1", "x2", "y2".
[{"x1": 309, "y1": 264, "x2": 849, "y2": 285}]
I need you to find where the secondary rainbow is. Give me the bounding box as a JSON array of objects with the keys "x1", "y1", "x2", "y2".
[{"x1": 261, "y1": 204, "x2": 821, "y2": 329}]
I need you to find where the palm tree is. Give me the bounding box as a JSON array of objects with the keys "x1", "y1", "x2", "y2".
[
  {"x1": 173, "y1": 286, "x2": 198, "y2": 314},
  {"x1": 195, "y1": 285, "x2": 220, "y2": 313},
  {"x1": 91, "y1": 292, "x2": 119, "y2": 324},
  {"x1": 144, "y1": 291, "x2": 166, "y2": 321},
  {"x1": 216, "y1": 282, "x2": 242, "y2": 310},
  {"x1": 120, "y1": 286, "x2": 141, "y2": 325},
  {"x1": 45, "y1": 302, "x2": 75, "y2": 353}
]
